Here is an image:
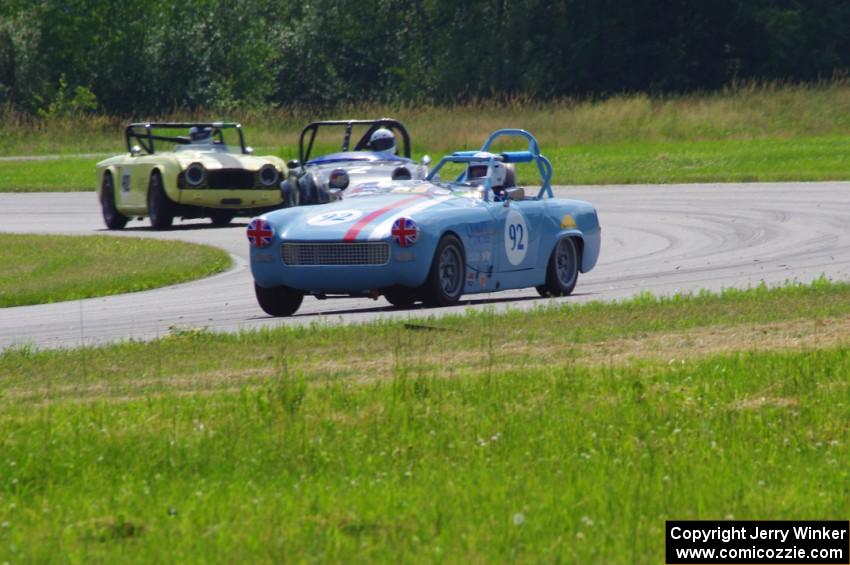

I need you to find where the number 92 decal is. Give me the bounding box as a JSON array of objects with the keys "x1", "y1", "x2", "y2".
[
  {"x1": 504, "y1": 208, "x2": 528, "y2": 266},
  {"x1": 307, "y1": 209, "x2": 363, "y2": 226}
]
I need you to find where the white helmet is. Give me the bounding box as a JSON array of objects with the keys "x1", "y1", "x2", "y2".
[
  {"x1": 189, "y1": 126, "x2": 213, "y2": 143},
  {"x1": 466, "y1": 152, "x2": 507, "y2": 188},
  {"x1": 369, "y1": 128, "x2": 396, "y2": 154}
]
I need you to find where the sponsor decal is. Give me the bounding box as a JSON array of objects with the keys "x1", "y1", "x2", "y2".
[
  {"x1": 560, "y1": 214, "x2": 577, "y2": 229},
  {"x1": 504, "y1": 208, "x2": 529, "y2": 266},
  {"x1": 467, "y1": 271, "x2": 475, "y2": 286},
  {"x1": 479, "y1": 274, "x2": 488, "y2": 287},
  {"x1": 247, "y1": 218, "x2": 274, "y2": 247},
  {"x1": 466, "y1": 220, "x2": 494, "y2": 246},
  {"x1": 391, "y1": 217, "x2": 419, "y2": 247},
  {"x1": 307, "y1": 209, "x2": 363, "y2": 226}
]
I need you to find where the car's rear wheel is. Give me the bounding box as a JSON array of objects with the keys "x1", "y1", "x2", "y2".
[
  {"x1": 422, "y1": 234, "x2": 465, "y2": 306},
  {"x1": 254, "y1": 283, "x2": 303, "y2": 317},
  {"x1": 100, "y1": 172, "x2": 128, "y2": 230},
  {"x1": 383, "y1": 286, "x2": 419, "y2": 307},
  {"x1": 536, "y1": 237, "x2": 579, "y2": 297},
  {"x1": 209, "y1": 210, "x2": 235, "y2": 226},
  {"x1": 147, "y1": 170, "x2": 174, "y2": 229}
]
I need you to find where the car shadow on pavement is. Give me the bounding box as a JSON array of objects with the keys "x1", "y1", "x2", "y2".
[
  {"x1": 101, "y1": 222, "x2": 248, "y2": 233},
  {"x1": 248, "y1": 291, "x2": 594, "y2": 320}
]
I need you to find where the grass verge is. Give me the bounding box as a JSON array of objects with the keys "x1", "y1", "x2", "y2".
[
  {"x1": 1, "y1": 280, "x2": 849, "y2": 561},
  {"x1": 0, "y1": 234, "x2": 231, "y2": 307},
  {"x1": 7, "y1": 135, "x2": 850, "y2": 192},
  {"x1": 3, "y1": 82, "x2": 850, "y2": 190},
  {"x1": 0, "y1": 157, "x2": 100, "y2": 192}
]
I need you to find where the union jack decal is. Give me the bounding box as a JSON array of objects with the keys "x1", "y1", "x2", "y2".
[
  {"x1": 391, "y1": 217, "x2": 419, "y2": 248},
  {"x1": 247, "y1": 218, "x2": 274, "y2": 247}
]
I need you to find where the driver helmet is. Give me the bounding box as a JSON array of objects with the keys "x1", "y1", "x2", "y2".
[
  {"x1": 369, "y1": 128, "x2": 396, "y2": 154},
  {"x1": 189, "y1": 126, "x2": 213, "y2": 143},
  {"x1": 466, "y1": 151, "x2": 507, "y2": 188}
]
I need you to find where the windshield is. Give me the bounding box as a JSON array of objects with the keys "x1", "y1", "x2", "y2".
[{"x1": 346, "y1": 180, "x2": 453, "y2": 198}]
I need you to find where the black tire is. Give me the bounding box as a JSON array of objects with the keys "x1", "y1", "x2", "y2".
[
  {"x1": 147, "y1": 170, "x2": 174, "y2": 229},
  {"x1": 536, "y1": 237, "x2": 579, "y2": 297},
  {"x1": 254, "y1": 283, "x2": 304, "y2": 317},
  {"x1": 209, "y1": 210, "x2": 236, "y2": 226},
  {"x1": 421, "y1": 234, "x2": 465, "y2": 306},
  {"x1": 383, "y1": 286, "x2": 419, "y2": 307},
  {"x1": 100, "y1": 172, "x2": 128, "y2": 230}
]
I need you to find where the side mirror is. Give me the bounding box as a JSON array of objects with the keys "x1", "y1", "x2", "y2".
[
  {"x1": 130, "y1": 145, "x2": 142, "y2": 156},
  {"x1": 287, "y1": 159, "x2": 301, "y2": 170},
  {"x1": 420, "y1": 155, "x2": 432, "y2": 166},
  {"x1": 245, "y1": 146, "x2": 254, "y2": 154}
]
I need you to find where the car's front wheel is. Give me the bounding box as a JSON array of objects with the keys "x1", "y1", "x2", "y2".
[
  {"x1": 254, "y1": 283, "x2": 304, "y2": 317},
  {"x1": 100, "y1": 172, "x2": 128, "y2": 230},
  {"x1": 421, "y1": 234, "x2": 465, "y2": 306},
  {"x1": 147, "y1": 170, "x2": 174, "y2": 229},
  {"x1": 536, "y1": 237, "x2": 579, "y2": 297}
]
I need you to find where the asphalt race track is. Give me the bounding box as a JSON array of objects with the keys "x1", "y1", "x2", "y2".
[{"x1": 3, "y1": 182, "x2": 850, "y2": 350}]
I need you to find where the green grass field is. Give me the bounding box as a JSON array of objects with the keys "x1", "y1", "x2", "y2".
[
  {"x1": 2, "y1": 281, "x2": 850, "y2": 562},
  {"x1": 0, "y1": 157, "x2": 101, "y2": 192},
  {"x1": 0, "y1": 234, "x2": 231, "y2": 307},
  {"x1": 7, "y1": 136, "x2": 850, "y2": 192},
  {"x1": 3, "y1": 82, "x2": 850, "y2": 562},
  {"x1": 2, "y1": 82, "x2": 850, "y2": 190}
]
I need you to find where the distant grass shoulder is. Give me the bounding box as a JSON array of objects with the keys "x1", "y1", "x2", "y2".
[
  {"x1": 0, "y1": 234, "x2": 231, "y2": 307},
  {"x1": 550, "y1": 136, "x2": 850, "y2": 184},
  {"x1": 2, "y1": 281, "x2": 850, "y2": 562},
  {"x1": 3, "y1": 82, "x2": 850, "y2": 190},
  {"x1": 0, "y1": 156, "x2": 98, "y2": 192},
  {"x1": 6, "y1": 135, "x2": 850, "y2": 192}
]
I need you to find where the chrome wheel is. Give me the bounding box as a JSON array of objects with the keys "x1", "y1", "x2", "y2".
[
  {"x1": 438, "y1": 245, "x2": 463, "y2": 296},
  {"x1": 554, "y1": 238, "x2": 578, "y2": 288},
  {"x1": 537, "y1": 237, "x2": 579, "y2": 297},
  {"x1": 422, "y1": 235, "x2": 465, "y2": 306}
]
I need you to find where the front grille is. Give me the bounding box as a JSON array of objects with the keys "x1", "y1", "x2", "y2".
[
  {"x1": 281, "y1": 242, "x2": 390, "y2": 266},
  {"x1": 207, "y1": 169, "x2": 256, "y2": 189}
]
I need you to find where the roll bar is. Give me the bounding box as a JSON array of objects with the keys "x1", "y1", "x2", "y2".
[
  {"x1": 425, "y1": 129, "x2": 554, "y2": 200},
  {"x1": 124, "y1": 122, "x2": 249, "y2": 155},
  {"x1": 298, "y1": 118, "x2": 412, "y2": 163}
]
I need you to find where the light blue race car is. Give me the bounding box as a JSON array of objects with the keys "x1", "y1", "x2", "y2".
[{"x1": 248, "y1": 129, "x2": 601, "y2": 316}]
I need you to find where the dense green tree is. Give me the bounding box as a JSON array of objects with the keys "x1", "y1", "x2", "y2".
[{"x1": 0, "y1": 0, "x2": 848, "y2": 114}]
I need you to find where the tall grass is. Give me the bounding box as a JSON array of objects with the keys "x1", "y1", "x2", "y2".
[
  {"x1": 1, "y1": 346, "x2": 848, "y2": 562},
  {"x1": 2, "y1": 81, "x2": 850, "y2": 156},
  {"x1": 3, "y1": 280, "x2": 850, "y2": 561}
]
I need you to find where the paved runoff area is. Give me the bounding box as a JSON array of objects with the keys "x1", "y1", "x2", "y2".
[{"x1": 3, "y1": 182, "x2": 850, "y2": 350}]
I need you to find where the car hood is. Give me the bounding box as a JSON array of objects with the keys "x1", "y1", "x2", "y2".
[
  {"x1": 263, "y1": 182, "x2": 480, "y2": 241},
  {"x1": 304, "y1": 161, "x2": 426, "y2": 188},
  {"x1": 173, "y1": 149, "x2": 281, "y2": 171},
  {"x1": 97, "y1": 148, "x2": 283, "y2": 171}
]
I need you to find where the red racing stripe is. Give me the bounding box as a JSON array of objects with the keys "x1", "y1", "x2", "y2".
[{"x1": 343, "y1": 195, "x2": 426, "y2": 241}]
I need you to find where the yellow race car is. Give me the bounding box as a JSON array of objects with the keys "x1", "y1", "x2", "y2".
[{"x1": 96, "y1": 122, "x2": 287, "y2": 229}]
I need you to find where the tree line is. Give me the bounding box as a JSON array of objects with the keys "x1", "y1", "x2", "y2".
[{"x1": 1, "y1": 0, "x2": 848, "y2": 116}]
